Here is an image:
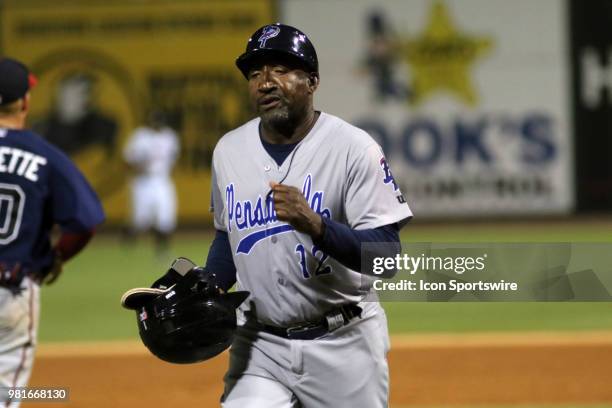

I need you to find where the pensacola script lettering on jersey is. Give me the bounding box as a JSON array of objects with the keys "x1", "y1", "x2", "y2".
[
  {"x1": 0, "y1": 146, "x2": 47, "y2": 182},
  {"x1": 226, "y1": 174, "x2": 331, "y2": 255}
]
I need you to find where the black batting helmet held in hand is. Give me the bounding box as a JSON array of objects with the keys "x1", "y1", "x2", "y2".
[
  {"x1": 122, "y1": 260, "x2": 249, "y2": 364},
  {"x1": 236, "y1": 23, "x2": 318, "y2": 79}
]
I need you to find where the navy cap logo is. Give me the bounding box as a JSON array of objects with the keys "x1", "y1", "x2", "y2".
[{"x1": 258, "y1": 25, "x2": 281, "y2": 48}]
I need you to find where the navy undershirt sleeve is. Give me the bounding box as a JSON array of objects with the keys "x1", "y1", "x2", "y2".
[
  {"x1": 205, "y1": 222, "x2": 401, "y2": 289},
  {"x1": 315, "y1": 218, "x2": 401, "y2": 276},
  {"x1": 205, "y1": 230, "x2": 237, "y2": 292}
]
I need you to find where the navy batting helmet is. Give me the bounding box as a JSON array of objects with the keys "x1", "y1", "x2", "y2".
[
  {"x1": 122, "y1": 260, "x2": 249, "y2": 364},
  {"x1": 236, "y1": 23, "x2": 318, "y2": 79}
]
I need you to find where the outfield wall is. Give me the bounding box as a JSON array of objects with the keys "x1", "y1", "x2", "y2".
[{"x1": 1, "y1": 0, "x2": 611, "y2": 224}]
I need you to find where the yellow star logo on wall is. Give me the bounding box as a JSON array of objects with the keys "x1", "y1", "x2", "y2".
[{"x1": 402, "y1": 1, "x2": 494, "y2": 106}]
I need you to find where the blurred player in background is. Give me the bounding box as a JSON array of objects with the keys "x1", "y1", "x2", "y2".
[
  {"x1": 360, "y1": 10, "x2": 410, "y2": 103},
  {"x1": 0, "y1": 57, "x2": 104, "y2": 406},
  {"x1": 123, "y1": 110, "x2": 179, "y2": 255},
  {"x1": 36, "y1": 73, "x2": 117, "y2": 157}
]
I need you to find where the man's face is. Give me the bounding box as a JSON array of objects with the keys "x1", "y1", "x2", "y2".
[{"x1": 247, "y1": 56, "x2": 316, "y2": 128}]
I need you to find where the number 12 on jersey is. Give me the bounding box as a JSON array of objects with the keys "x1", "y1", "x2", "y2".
[{"x1": 295, "y1": 244, "x2": 332, "y2": 279}]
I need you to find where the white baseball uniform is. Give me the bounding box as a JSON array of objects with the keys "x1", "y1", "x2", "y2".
[
  {"x1": 123, "y1": 126, "x2": 179, "y2": 234},
  {"x1": 0, "y1": 278, "x2": 39, "y2": 407},
  {"x1": 211, "y1": 112, "x2": 412, "y2": 407}
]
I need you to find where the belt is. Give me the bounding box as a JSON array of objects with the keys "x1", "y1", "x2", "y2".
[
  {"x1": 0, "y1": 263, "x2": 27, "y2": 285},
  {"x1": 258, "y1": 304, "x2": 363, "y2": 340},
  {"x1": 0, "y1": 263, "x2": 32, "y2": 294}
]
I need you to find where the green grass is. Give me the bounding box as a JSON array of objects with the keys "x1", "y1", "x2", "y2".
[
  {"x1": 38, "y1": 220, "x2": 612, "y2": 342},
  {"x1": 385, "y1": 302, "x2": 612, "y2": 333},
  {"x1": 401, "y1": 219, "x2": 612, "y2": 242},
  {"x1": 39, "y1": 234, "x2": 210, "y2": 342}
]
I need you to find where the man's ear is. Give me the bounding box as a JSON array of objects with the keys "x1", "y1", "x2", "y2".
[
  {"x1": 21, "y1": 93, "x2": 30, "y2": 112},
  {"x1": 308, "y1": 74, "x2": 320, "y2": 92}
]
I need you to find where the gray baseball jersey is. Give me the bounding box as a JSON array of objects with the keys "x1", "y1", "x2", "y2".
[{"x1": 211, "y1": 112, "x2": 412, "y2": 326}]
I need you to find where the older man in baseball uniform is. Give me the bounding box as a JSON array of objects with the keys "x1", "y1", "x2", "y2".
[{"x1": 201, "y1": 23, "x2": 412, "y2": 407}]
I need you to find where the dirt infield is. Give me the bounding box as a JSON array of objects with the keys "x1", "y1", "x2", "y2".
[{"x1": 23, "y1": 332, "x2": 612, "y2": 408}]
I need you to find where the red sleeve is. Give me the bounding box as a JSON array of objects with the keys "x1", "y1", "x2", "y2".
[{"x1": 54, "y1": 230, "x2": 95, "y2": 261}]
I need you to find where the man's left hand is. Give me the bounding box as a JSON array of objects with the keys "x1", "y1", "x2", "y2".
[{"x1": 43, "y1": 251, "x2": 64, "y2": 285}]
